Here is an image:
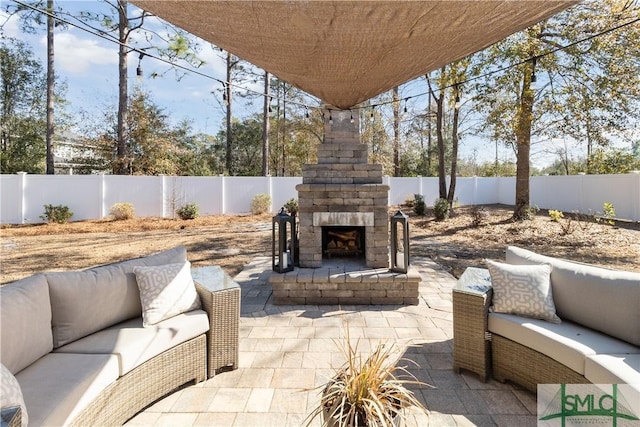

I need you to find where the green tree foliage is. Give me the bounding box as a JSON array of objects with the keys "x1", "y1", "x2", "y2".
[
  {"x1": 89, "y1": 88, "x2": 214, "y2": 175},
  {"x1": 472, "y1": 0, "x2": 640, "y2": 218},
  {"x1": 0, "y1": 39, "x2": 46, "y2": 173},
  {"x1": 586, "y1": 147, "x2": 640, "y2": 174}
]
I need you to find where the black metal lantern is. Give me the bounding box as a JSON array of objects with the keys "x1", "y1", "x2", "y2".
[
  {"x1": 272, "y1": 207, "x2": 295, "y2": 273},
  {"x1": 390, "y1": 210, "x2": 409, "y2": 273}
]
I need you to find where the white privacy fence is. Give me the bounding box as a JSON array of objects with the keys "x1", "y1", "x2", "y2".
[{"x1": 1, "y1": 172, "x2": 639, "y2": 224}]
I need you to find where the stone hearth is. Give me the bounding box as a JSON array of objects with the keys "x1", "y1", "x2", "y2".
[{"x1": 269, "y1": 106, "x2": 420, "y2": 305}]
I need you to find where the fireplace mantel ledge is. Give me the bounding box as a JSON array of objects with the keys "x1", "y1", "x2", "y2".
[{"x1": 313, "y1": 212, "x2": 374, "y2": 227}]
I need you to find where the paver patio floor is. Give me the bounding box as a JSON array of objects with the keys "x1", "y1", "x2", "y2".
[{"x1": 126, "y1": 256, "x2": 537, "y2": 427}]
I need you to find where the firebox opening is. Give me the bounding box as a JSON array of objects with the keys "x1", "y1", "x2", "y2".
[{"x1": 322, "y1": 226, "x2": 365, "y2": 259}]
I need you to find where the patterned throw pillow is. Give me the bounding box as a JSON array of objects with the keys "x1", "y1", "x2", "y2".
[
  {"x1": 134, "y1": 261, "x2": 201, "y2": 327},
  {"x1": 1, "y1": 363, "x2": 28, "y2": 427},
  {"x1": 486, "y1": 259, "x2": 561, "y2": 323}
]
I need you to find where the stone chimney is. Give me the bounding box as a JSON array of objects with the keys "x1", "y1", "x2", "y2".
[{"x1": 296, "y1": 106, "x2": 390, "y2": 268}]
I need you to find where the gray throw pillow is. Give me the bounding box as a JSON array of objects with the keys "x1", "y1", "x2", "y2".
[{"x1": 486, "y1": 259, "x2": 561, "y2": 323}]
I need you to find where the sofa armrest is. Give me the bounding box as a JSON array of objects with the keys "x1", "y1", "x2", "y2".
[
  {"x1": 452, "y1": 267, "x2": 493, "y2": 381},
  {"x1": 1, "y1": 406, "x2": 22, "y2": 427},
  {"x1": 195, "y1": 281, "x2": 240, "y2": 378}
]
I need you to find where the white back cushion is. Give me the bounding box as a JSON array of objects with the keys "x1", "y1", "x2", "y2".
[
  {"x1": 506, "y1": 246, "x2": 640, "y2": 346},
  {"x1": 0, "y1": 275, "x2": 53, "y2": 374},
  {"x1": 47, "y1": 246, "x2": 187, "y2": 348}
]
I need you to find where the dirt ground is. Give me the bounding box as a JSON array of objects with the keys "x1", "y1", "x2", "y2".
[{"x1": 1, "y1": 205, "x2": 639, "y2": 285}]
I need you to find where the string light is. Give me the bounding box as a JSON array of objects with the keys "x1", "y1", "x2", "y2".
[
  {"x1": 350, "y1": 111, "x2": 354, "y2": 124},
  {"x1": 454, "y1": 85, "x2": 461, "y2": 110},
  {"x1": 329, "y1": 111, "x2": 333, "y2": 124},
  {"x1": 136, "y1": 51, "x2": 144, "y2": 80}
]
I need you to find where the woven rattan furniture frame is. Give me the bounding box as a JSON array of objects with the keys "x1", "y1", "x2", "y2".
[
  {"x1": 70, "y1": 334, "x2": 206, "y2": 426},
  {"x1": 453, "y1": 267, "x2": 592, "y2": 392},
  {"x1": 491, "y1": 334, "x2": 590, "y2": 392},
  {"x1": 1, "y1": 406, "x2": 21, "y2": 427},
  {"x1": 452, "y1": 268, "x2": 493, "y2": 381},
  {"x1": 193, "y1": 266, "x2": 241, "y2": 378}
]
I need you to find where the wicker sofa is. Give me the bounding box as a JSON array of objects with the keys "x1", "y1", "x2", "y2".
[
  {"x1": 454, "y1": 246, "x2": 639, "y2": 401},
  {"x1": 0, "y1": 246, "x2": 238, "y2": 427}
]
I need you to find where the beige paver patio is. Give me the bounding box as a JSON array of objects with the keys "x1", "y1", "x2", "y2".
[{"x1": 126, "y1": 256, "x2": 537, "y2": 427}]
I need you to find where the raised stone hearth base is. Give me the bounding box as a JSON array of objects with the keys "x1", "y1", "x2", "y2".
[{"x1": 269, "y1": 263, "x2": 421, "y2": 305}]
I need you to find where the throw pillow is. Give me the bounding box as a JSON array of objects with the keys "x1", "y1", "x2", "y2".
[
  {"x1": 134, "y1": 261, "x2": 201, "y2": 327},
  {"x1": 486, "y1": 259, "x2": 561, "y2": 323},
  {"x1": 1, "y1": 363, "x2": 28, "y2": 427}
]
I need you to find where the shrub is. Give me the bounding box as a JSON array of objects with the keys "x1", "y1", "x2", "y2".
[
  {"x1": 283, "y1": 198, "x2": 298, "y2": 216},
  {"x1": 40, "y1": 204, "x2": 73, "y2": 224},
  {"x1": 404, "y1": 194, "x2": 415, "y2": 208},
  {"x1": 110, "y1": 202, "x2": 135, "y2": 220},
  {"x1": 597, "y1": 202, "x2": 616, "y2": 226},
  {"x1": 251, "y1": 193, "x2": 271, "y2": 215},
  {"x1": 470, "y1": 205, "x2": 489, "y2": 227},
  {"x1": 433, "y1": 198, "x2": 450, "y2": 221},
  {"x1": 176, "y1": 202, "x2": 199, "y2": 220},
  {"x1": 413, "y1": 194, "x2": 426, "y2": 216},
  {"x1": 548, "y1": 209, "x2": 564, "y2": 222}
]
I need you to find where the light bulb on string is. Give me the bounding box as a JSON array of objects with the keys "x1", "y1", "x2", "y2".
[{"x1": 350, "y1": 112, "x2": 354, "y2": 124}]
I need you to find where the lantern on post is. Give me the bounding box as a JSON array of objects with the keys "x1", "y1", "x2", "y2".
[
  {"x1": 272, "y1": 207, "x2": 295, "y2": 273},
  {"x1": 390, "y1": 210, "x2": 409, "y2": 273}
]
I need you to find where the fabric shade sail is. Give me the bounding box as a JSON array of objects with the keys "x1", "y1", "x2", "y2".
[{"x1": 131, "y1": 0, "x2": 578, "y2": 109}]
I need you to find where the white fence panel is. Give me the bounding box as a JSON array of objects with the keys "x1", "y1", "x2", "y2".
[
  {"x1": 167, "y1": 176, "x2": 224, "y2": 216},
  {"x1": 1, "y1": 172, "x2": 639, "y2": 224},
  {"x1": 223, "y1": 177, "x2": 271, "y2": 214},
  {"x1": 22, "y1": 175, "x2": 102, "y2": 222},
  {"x1": 497, "y1": 177, "x2": 516, "y2": 205},
  {"x1": 581, "y1": 174, "x2": 638, "y2": 220},
  {"x1": 0, "y1": 174, "x2": 22, "y2": 224},
  {"x1": 388, "y1": 177, "x2": 421, "y2": 206},
  {"x1": 271, "y1": 177, "x2": 302, "y2": 212},
  {"x1": 104, "y1": 176, "x2": 162, "y2": 218}
]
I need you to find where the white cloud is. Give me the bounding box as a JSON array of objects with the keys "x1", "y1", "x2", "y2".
[
  {"x1": 0, "y1": 11, "x2": 20, "y2": 38},
  {"x1": 49, "y1": 31, "x2": 117, "y2": 74}
]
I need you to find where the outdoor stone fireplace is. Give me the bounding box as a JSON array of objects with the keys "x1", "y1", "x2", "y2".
[
  {"x1": 296, "y1": 108, "x2": 389, "y2": 268},
  {"x1": 269, "y1": 106, "x2": 421, "y2": 305}
]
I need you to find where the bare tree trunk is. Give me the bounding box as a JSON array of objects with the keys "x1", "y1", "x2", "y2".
[
  {"x1": 281, "y1": 83, "x2": 287, "y2": 176},
  {"x1": 447, "y1": 85, "x2": 460, "y2": 211},
  {"x1": 514, "y1": 60, "x2": 535, "y2": 220},
  {"x1": 45, "y1": 0, "x2": 54, "y2": 174},
  {"x1": 116, "y1": 0, "x2": 129, "y2": 174},
  {"x1": 261, "y1": 71, "x2": 270, "y2": 176},
  {"x1": 225, "y1": 52, "x2": 233, "y2": 175},
  {"x1": 427, "y1": 89, "x2": 432, "y2": 175},
  {"x1": 392, "y1": 86, "x2": 400, "y2": 177},
  {"x1": 435, "y1": 72, "x2": 446, "y2": 199}
]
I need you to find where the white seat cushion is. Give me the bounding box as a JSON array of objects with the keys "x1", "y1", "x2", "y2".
[
  {"x1": 489, "y1": 313, "x2": 639, "y2": 374},
  {"x1": 54, "y1": 310, "x2": 209, "y2": 376},
  {"x1": 585, "y1": 354, "x2": 640, "y2": 418},
  {"x1": 16, "y1": 353, "x2": 119, "y2": 427}
]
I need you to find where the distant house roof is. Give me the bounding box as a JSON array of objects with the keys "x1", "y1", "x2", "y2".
[{"x1": 132, "y1": 0, "x2": 578, "y2": 109}]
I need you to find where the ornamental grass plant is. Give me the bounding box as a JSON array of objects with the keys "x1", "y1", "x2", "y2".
[{"x1": 305, "y1": 330, "x2": 430, "y2": 427}]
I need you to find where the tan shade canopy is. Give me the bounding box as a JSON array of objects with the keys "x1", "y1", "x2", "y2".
[{"x1": 132, "y1": 0, "x2": 578, "y2": 109}]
